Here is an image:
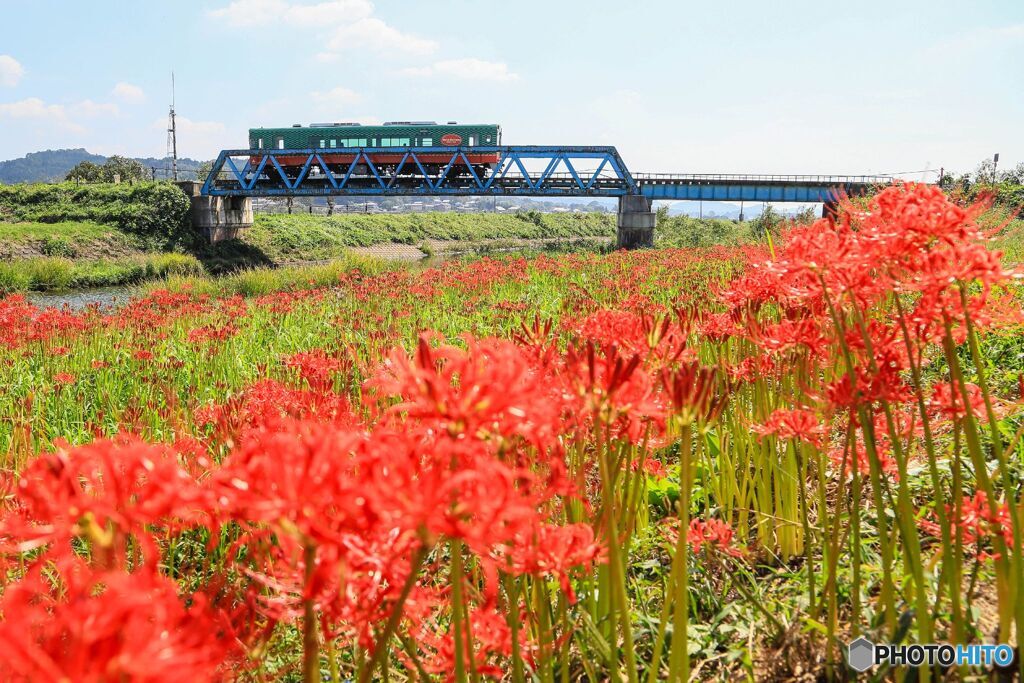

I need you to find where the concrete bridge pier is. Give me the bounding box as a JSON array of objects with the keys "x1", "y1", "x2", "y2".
[
  {"x1": 616, "y1": 194, "x2": 656, "y2": 249},
  {"x1": 176, "y1": 182, "x2": 253, "y2": 243},
  {"x1": 821, "y1": 199, "x2": 839, "y2": 219}
]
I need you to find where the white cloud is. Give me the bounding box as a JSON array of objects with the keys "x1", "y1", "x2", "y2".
[
  {"x1": 152, "y1": 116, "x2": 229, "y2": 159},
  {"x1": 325, "y1": 17, "x2": 437, "y2": 55},
  {"x1": 209, "y1": 1, "x2": 436, "y2": 56},
  {"x1": 400, "y1": 58, "x2": 519, "y2": 82},
  {"x1": 70, "y1": 99, "x2": 120, "y2": 118},
  {"x1": 0, "y1": 98, "x2": 85, "y2": 132},
  {"x1": 310, "y1": 86, "x2": 362, "y2": 110},
  {"x1": 0, "y1": 55, "x2": 24, "y2": 87},
  {"x1": 112, "y1": 82, "x2": 146, "y2": 104},
  {"x1": 208, "y1": 0, "x2": 372, "y2": 27}
]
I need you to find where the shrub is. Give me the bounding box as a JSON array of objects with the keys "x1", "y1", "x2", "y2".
[
  {"x1": 21, "y1": 257, "x2": 75, "y2": 290},
  {"x1": 0, "y1": 263, "x2": 31, "y2": 294},
  {"x1": 38, "y1": 236, "x2": 77, "y2": 258},
  {"x1": 146, "y1": 253, "x2": 205, "y2": 278},
  {"x1": 0, "y1": 182, "x2": 194, "y2": 247}
]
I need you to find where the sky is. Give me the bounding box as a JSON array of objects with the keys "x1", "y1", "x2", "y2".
[{"x1": 0, "y1": 0, "x2": 1021, "y2": 177}]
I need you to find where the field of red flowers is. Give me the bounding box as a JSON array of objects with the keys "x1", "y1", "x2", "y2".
[{"x1": 0, "y1": 183, "x2": 1021, "y2": 681}]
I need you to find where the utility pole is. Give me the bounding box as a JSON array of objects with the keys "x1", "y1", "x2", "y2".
[
  {"x1": 992, "y1": 153, "x2": 1000, "y2": 185},
  {"x1": 167, "y1": 72, "x2": 178, "y2": 181}
]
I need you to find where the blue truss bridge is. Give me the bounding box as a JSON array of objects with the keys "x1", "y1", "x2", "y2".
[{"x1": 196, "y1": 145, "x2": 894, "y2": 247}]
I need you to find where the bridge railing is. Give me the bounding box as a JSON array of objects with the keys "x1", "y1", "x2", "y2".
[{"x1": 634, "y1": 173, "x2": 894, "y2": 185}]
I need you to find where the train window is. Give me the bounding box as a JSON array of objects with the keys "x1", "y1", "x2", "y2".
[
  {"x1": 485, "y1": 136, "x2": 492, "y2": 143},
  {"x1": 276, "y1": 137, "x2": 284, "y2": 150},
  {"x1": 257, "y1": 138, "x2": 264, "y2": 149},
  {"x1": 421, "y1": 137, "x2": 432, "y2": 146},
  {"x1": 319, "y1": 139, "x2": 326, "y2": 149},
  {"x1": 399, "y1": 137, "x2": 410, "y2": 146},
  {"x1": 359, "y1": 138, "x2": 367, "y2": 147},
  {"x1": 468, "y1": 135, "x2": 478, "y2": 146},
  {"x1": 381, "y1": 137, "x2": 392, "y2": 146}
]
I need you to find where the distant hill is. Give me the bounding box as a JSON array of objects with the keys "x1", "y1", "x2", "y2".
[{"x1": 0, "y1": 149, "x2": 208, "y2": 184}]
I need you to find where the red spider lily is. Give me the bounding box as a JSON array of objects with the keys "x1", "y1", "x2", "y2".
[
  {"x1": 133, "y1": 349, "x2": 155, "y2": 361},
  {"x1": 632, "y1": 456, "x2": 668, "y2": 478},
  {"x1": 493, "y1": 522, "x2": 604, "y2": 604},
  {"x1": 752, "y1": 408, "x2": 825, "y2": 448},
  {"x1": 52, "y1": 371, "x2": 75, "y2": 387},
  {"x1": 688, "y1": 518, "x2": 744, "y2": 557},
  {"x1": 210, "y1": 420, "x2": 374, "y2": 543},
  {"x1": 411, "y1": 600, "x2": 528, "y2": 681},
  {"x1": 0, "y1": 296, "x2": 93, "y2": 350},
  {"x1": 919, "y1": 491, "x2": 1014, "y2": 560},
  {"x1": 367, "y1": 335, "x2": 569, "y2": 453},
  {"x1": 0, "y1": 435, "x2": 209, "y2": 564},
  {"x1": 661, "y1": 517, "x2": 744, "y2": 557},
  {"x1": 563, "y1": 341, "x2": 666, "y2": 444},
  {"x1": 928, "y1": 380, "x2": 987, "y2": 422},
  {"x1": 660, "y1": 361, "x2": 728, "y2": 426},
  {"x1": 0, "y1": 557, "x2": 242, "y2": 682},
  {"x1": 186, "y1": 323, "x2": 239, "y2": 346},
  {"x1": 194, "y1": 378, "x2": 357, "y2": 441},
  {"x1": 283, "y1": 348, "x2": 350, "y2": 391},
  {"x1": 243, "y1": 524, "x2": 423, "y2": 648},
  {"x1": 827, "y1": 440, "x2": 899, "y2": 480},
  {"x1": 571, "y1": 308, "x2": 686, "y2": 362}
]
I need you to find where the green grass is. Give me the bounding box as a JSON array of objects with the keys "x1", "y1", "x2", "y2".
[
  {"x1": 242, "y1": 211, "x2": 615, "y2": 261},
  {"x1": 0, "y1": 220, "x2": 115, "y2": 243},
  {"x1": 990, "y1": 217, "x2": 1024, "y2": 264},
  {"x1": 149, "y1": 252, "x2": 388, "y2": 297},
  {"x1": 0, "y1": 253, "x2": 206, "y2": 294}
]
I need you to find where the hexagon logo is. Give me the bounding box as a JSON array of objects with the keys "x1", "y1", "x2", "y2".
[{"x1": 847, "y1": 637, "x2": 875, "y2": 673}]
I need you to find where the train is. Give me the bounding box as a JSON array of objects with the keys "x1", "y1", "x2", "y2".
[{"x1": 248, "y1": 121, "x2": 501, "y2": 179}]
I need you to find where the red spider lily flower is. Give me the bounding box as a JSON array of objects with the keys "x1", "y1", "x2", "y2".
[
  {"x1": 928, "y1": 380, "x2": 987, "y2": 422},
  {"x1": 631, "y1": 456, "x2": 668, "y2": 478},
  {"x1": 52, "y1": 372, "x2": 76, "y2": 387},
  {"x1": 827, "y1": 440, "x2": 899, "y2": 480},
  {"x1": 919, "y1": 491, "x2": 1014, "y2": 560},
  {"x1": 91, "y1": 358, "x2": 110, "y2": 369},
  {"x1": 493, "y1": 522, "x2": 604, "y2": 604},
  {"x1": 752, "y1": 407, "x2": 825, "y2": 448},
  {"x1": 571, "y1": 309, "x2": 686, "y2": 362},
  {"x1": 688, "y1": 518, "x2": 744, "y2": 557},
  {"x1": 411, "y1": 600, "x2": 529, "y2": 681},
  {"x1": 0, "y1": 435, "x2": 209, "y2": 564},
  {"x1": 564, "y1": 341, "x2": 666, "y2": 444},
  {"x1": 660, "y1": 361, "x2": 728, "y2": 426},
  {"x1": 660, "y1": 517, "x2": 744, "y2": 558},
  {"x1": 210, "y1": 419, "x2": 373, "y2": 543},
  {"x1": 283, "y1": 348, "x2": 350, "y2": 391},
  {"x1": 367, "y1": 334, "x2": 569, "y2": 453},
  {"x1": 187, "y1": 323, "x2": 239, "y2": 346},
  {"x1": 0, "y1": 557, "x2": 242, "y2": 682},
  {"x1": 133, "y1": 349, "x2": 155, "y2": 361}
]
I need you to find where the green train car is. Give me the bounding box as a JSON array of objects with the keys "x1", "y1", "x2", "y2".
[
  {"x1": 249, "y1": 121, "x2": 500, "y2": 150},
  {"x1": 248, "y1": 121, "x2": 502, "y2": 178}
]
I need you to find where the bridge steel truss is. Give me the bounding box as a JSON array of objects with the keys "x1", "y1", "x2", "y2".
[
  {"x1": 200, "y1": 145, "x2": 893, "y2": 205},
  {"x1": 201, "y1": 146, "x2": 639, "y2": 198}
]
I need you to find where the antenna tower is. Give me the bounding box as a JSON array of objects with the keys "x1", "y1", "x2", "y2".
[{"x1": 166, "y1": 72, "x2": 178, "y2": 181}]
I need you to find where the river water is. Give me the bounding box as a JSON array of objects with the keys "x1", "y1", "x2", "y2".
[{"x1": 26, "y1": 286, "x2": 135, "y2": 311}]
